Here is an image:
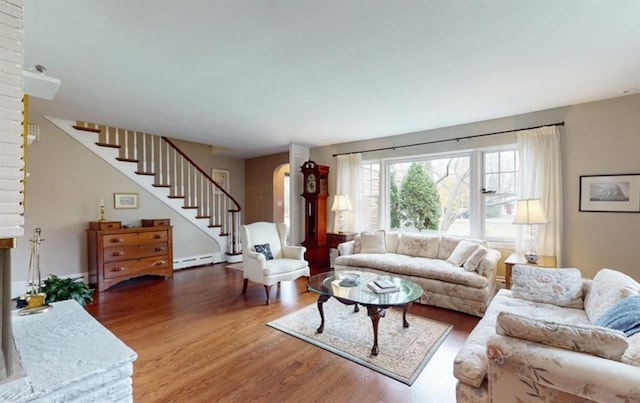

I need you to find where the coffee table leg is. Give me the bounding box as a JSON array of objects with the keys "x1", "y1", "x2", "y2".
[
  {"x1": 316, "y1": 294, "x2": 330, "y2": 333},
  {"x1": 402, "y1": 302, "x2": 412, "y2": 328},
  {"x1": 366, "y1": 306, "x2": 386, "y2": 356}
]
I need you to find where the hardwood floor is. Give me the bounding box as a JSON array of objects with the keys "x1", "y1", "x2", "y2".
[{"x1": 86, "y1": 264, "x2": 479, "y2": 402}]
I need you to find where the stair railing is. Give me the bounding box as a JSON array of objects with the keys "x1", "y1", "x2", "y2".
[{"x1": 73, "y1": 122, "x2": 242, "y2": 257}]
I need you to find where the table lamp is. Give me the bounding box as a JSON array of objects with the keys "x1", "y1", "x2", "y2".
[
  {"x1": 513, "y1": 199, "x2": 548, "y2": 263},
  {"x1": 331, "y1": 194, "x2": 352, "y2": 233}
]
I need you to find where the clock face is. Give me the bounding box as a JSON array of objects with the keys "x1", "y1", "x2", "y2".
[{"x1": 306, "y1": 173, "x2": 317, "y2": 193}]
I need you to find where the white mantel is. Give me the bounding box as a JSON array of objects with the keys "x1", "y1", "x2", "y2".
[{"x1": 0, "y1": 300, "x2": 137, "y2": 402}]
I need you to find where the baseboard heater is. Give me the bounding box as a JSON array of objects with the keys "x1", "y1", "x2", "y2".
[{"x1": 173, "y1": 252, "x2": 225, "y2": 270}]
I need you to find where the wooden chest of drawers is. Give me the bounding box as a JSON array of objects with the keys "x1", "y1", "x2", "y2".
[{"x1": 87, "y1": 221, "x2": 174, "y2": 292}]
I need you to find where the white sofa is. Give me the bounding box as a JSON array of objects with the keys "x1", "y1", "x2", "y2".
[
  {"x1": 334, "y1": 231, "x2": 501, "y2": 317},
  {"x1": 454, "y1": 266, "x2": 640, "y2": 402}
]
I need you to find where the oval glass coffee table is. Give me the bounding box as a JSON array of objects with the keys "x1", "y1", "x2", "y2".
[{"x1": 307, "y1": 270, "x2": 424, "y2": 356}]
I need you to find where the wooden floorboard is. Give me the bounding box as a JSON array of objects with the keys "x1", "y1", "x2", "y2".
[{"x1": 86, "y1": 263, "x2": 479, "y2": 402}]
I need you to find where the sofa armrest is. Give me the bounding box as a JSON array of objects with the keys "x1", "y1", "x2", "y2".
[
  {"x1": 477, "y1": 248, "x2": 500, "y2": 278},
  {"x1": 487, "y1": 333, "x2": 640, "y2": 402},
  {"x1": 243, "y1": 251, "x2": 267, "y2": 277},
  {"x1": 337, "y1": 240, "x2": 355, "y2": 256},
  {"x1": 281, "y1": 245, "x2": 306, "y2": 260}
]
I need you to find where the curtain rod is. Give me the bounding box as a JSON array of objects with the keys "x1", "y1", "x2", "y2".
[{"x1": 332, "y1": 121, "x2": 565, "y2": 157}]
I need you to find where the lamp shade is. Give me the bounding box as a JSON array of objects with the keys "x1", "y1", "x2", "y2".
[
  {"x1": 331, "y1": 194, "x2": 352, "y2": 212},
  {"x1": 513, "y1": 199, "x2": 548, "y2": 225}
]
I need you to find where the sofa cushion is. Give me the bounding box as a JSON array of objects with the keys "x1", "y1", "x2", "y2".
[
  {"x1": 360, "y1": 231, "x2": 386, "y2": 253},
  {"x1": 437, "y1": 237, "x2": 461, "y2": 260},
  {"x1": 595, "y1": 295, "x2": 640, "y2": 337},
  {"x1": 584, "y1": 268, "x2": 640, "y2": 323},
  {"x1": 622, "y1": 332, "x2": 640, "y2": 367},
  {"x1": 447, "y1": 240, "x2": 479, "y2": 267},
  {"x1": 385, "y1": 232, "x2": 401, "y2": 254},
  {"x1": 437, "y1": 236, "x2": 488, "y2": 260},
  {"x1": 335, "y1": 253, "x2": 489, "y2": 288},
  {"x1": 353, "y1": 233, "x2": 361, "y2": 253},
  {"x1": 463, "y1": 246, "x2": 487, "y2": 272},
  {"x1": 396, "y1": 233, "x2": 440, "y2": 258},
  {"x1": 511, "y1": 265, "x2": 583, "y2": 308},
  {"x1": 453, "y1": 289, "x2": 590, "y2": 388},
  {"x1": 496, "y1": 311, "x2": 628, "y2": 361}
]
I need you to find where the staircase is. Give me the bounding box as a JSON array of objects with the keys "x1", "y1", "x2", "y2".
[{"x1": 47, "y1": 117, "x2": 242, "y2": 262}]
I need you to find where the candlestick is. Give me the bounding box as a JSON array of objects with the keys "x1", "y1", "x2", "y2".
[{"x1": 99, "y1": 204, "x2": 106, "y2": 222}]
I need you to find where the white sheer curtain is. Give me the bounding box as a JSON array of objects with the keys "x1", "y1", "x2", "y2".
[
  {"x1": 516, "y1": 126, "x2": 563, "y2": 264},
  {"x1": 335, "y1": 154, "x2": 362, "y2": 232}
]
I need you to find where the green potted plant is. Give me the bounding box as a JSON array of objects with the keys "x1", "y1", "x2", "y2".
[{"x1": 41, "y1": 274, "x2": 94, "y2": 307}]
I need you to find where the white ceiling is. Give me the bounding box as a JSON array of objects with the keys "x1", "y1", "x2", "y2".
[{"x1": 24, "y1": 1, "x2": 640, "y2": 158}]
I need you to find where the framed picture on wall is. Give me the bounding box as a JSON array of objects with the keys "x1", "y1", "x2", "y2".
[
  {"x1": 579, "y1": 174, "x2": 640, "y2": 212},
  {"x1": 114, "y1": 193, "x2": 139, "y2": 209},
  {"x1": 211, "y1": 168, "x2": 230, "y2": 194}
]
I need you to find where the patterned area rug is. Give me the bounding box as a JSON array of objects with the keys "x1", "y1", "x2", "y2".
[{"x1": 267, "y1": 298, "x2": 453, "y2": 385}]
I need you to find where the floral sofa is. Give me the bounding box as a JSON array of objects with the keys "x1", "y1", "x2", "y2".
[
  {"x1": 454, "y1": 266, "x2": 640, "y2": 402},
  {"x1": 334, "y1": 231, "x2": 501, "y2": 317}
]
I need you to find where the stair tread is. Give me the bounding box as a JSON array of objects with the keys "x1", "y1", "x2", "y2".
[{"x1": 95, "y1": 142, "x2": 120, "y2": 149}]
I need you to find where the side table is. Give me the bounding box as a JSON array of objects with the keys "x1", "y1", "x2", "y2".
[{"x1": 504, "y1": 253, "x2": 557, "y2": 289}]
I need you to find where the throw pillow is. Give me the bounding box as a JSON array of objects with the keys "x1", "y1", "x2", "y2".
[
  {"x1": 446, "y1": 240, "x2": 479, "y2": 267},
  {"x1": 463, "y1": 246, "x2": 488, "y2": 272},
  {"x1": 496, "y1": 311, "x2": 629, "y2": 361},
  {"x1": 584, "y1": 268, "x2": 640, "y2": 323},
  {"x1": 353, "y1": 233, "x2": 361, "y2": 254},
  {"x1": 254, "y1": 243, "x2": 273, "y2": 260},
  {"x1": 595, "y1": 295, "x2": 640, "y2": 337},
  {"x1": 511, "y1": 265, "x2": 583, "y2": 308},
  {"x1": 385, "y1": 232, "x2": 401, "y2": 254},
  {"x1": 360, "y1": 231, "x2": 386, "y2": 254}
]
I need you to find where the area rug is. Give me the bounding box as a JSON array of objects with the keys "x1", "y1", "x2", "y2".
[{"x1": 267, "y1": 298, "x2": 453, "y2": 385}]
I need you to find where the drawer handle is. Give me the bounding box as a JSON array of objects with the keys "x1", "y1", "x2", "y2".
[
  {"x1": 110, "y1": 267, "x2": 125, "y2": 272},
  {"x1": 110, "y1": 238, "x2": 124, "y2": 243},
  {"x1": 112, "y1": 251, "x2": 124, "y2": 256},
  {"x1": 154, "y1": 247, "x2": 164, "y2": 252},
  {"x1": 153, "y1": 261, "x2": 166, "y2": 267},
  {"x1": 153, "y1": 235, "x2": 162, "y2": 239}
]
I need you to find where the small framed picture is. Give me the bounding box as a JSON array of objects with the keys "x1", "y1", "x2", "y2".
[
  {"x1": 211, "y1": 168, "x2": 230, "y2": 194},
  {"x1": 114, "y1": 193, "x2": 139, "y2": 209},
  {"x1": 579, "y1": 174, "x2": 640, "y2": 212}
]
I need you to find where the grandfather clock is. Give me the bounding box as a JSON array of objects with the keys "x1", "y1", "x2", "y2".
[{"x1": 300, "y1": 160, "x2": 330, "y2": 272}]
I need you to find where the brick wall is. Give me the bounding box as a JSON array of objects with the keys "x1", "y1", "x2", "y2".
[
  {"x1": 0, "y1": 0, "x2": 24, "y2": 383},
  {"x1": 0, "y1": 0, "x2": 25, "y2": 238}
]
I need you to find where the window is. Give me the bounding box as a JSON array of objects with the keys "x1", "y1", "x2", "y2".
[
  {"x1": 363, "y1": 145, "x2": 519, "y2": 242},
  {"x1": 482, "y1": 148, "x2": 518, "y2": 241},
  {"x1": 360, "y1": 161, "x2": 380, "y2": 232},
  {"x1": 387, "y1": 153, "x2": 471, "y2": 236}
]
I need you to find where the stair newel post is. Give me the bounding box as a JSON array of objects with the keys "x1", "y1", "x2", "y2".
[{"x1": 229, "y1": 210, "x2": 241, "y2": 255}]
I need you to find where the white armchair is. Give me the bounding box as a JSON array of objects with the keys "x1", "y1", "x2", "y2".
[{"x1": 240, "y1": 222, "x2": 310, "y2": 305}]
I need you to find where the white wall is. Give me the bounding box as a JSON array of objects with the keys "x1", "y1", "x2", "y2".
[{"x1": 311, "y1": 94, "x2": 640, "y2": 280}]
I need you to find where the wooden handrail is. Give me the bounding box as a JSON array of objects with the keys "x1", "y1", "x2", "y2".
[
  {"x1": 73, "y1": 120, "x2": 242, "y2": 255},
  {"x1": 161, "y1": 137, "x2": 241, "y2": 212}
]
